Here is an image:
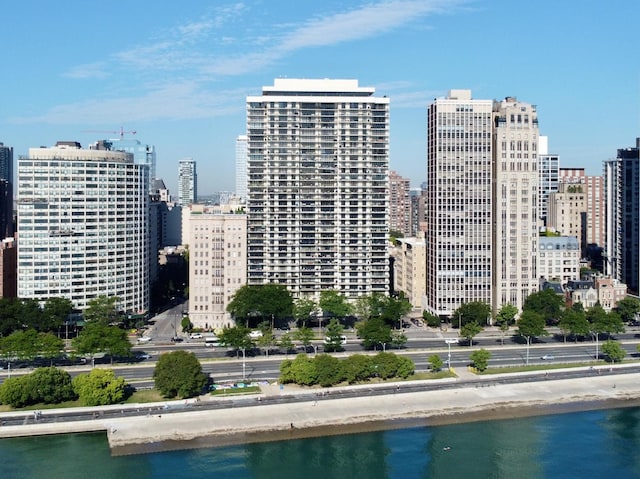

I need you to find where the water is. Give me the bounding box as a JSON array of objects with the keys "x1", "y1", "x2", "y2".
[{"x1": 2, "y1": 406, "x2": 640, "y2": 479}]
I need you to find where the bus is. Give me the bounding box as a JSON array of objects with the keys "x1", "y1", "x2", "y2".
[{"x1": 204, "y1": 335, "x2": 220, "y2": 347}]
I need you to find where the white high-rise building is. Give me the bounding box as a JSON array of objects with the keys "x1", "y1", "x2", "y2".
[
  {"x1": 426, "y1": 90, "x2": 493, "y2": 316},
  {"x1": 17, "y1": 141, "x2": 150, "y2": 313},
  {"x1": 537, "y1": 136, "x2": 559, "y2": 225},
  {"x1": 426, "y1": 91, "x2": 540, "y2": 317},
  {"x1": 235, "y1": 135, "x2": 248, "y2": 201},
  {"x1": 178, "y1": 158, "x2": 197, "y2": 206},
  {"x1": 246, "y1": 78, "x2": 389, "y2": 299}
]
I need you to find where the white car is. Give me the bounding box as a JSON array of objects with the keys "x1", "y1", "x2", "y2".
[
  {"x1": 541, "y1": 354, "x2": 555, "y2": 360},
  {"x1": 249, "y1": 330, "x2": 263, "y2": 339},
  {"x1": 190, "y1": 333, "x2": 203, "y2": 339},
  {"x1": 137, "y1": 336, "x2": 151, "y2": 343}
]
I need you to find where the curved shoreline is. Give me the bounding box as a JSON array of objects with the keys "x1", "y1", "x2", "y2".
[{"x1": 2, "y1": 370, "x2": 640, "y2": 456}]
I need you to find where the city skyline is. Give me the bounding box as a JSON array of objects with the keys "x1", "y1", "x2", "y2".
[{"x1": 2, "y1": 0, "x2": 639, "y2": 195}]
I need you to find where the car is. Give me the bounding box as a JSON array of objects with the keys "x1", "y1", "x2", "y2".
[
  {"x1": 170, "y1": 336, "x2": 184, "y2": 343},
  {"x1": 249, "y1": 330, "x2": 263, "y2": 339},
  {"x1": 541, "y1": 354, "x2": 555, "y2": 360},
  {"x1": 190, "y1": 333, "x2": 203, "y2": 339},
  {"x1": 137, "y1": 336, "x2": 151, "y2": 343},
  {"x1": 136, "y1": 353, "x2": 151, "y2": 360}
]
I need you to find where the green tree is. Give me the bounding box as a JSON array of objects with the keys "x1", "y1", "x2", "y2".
[
  {"x1": 153, "y1": 350, "x2": 207, "y2": 398},
  {"x1": 341, "y1": 354, "x2": 373, "y2": 384},
  {"x1": 84, "y1": 295, "x2": 121, "y2": 325},
  {"x1": 422, "y1": 311, "x2": 441, "y2": 328},
  {"x1": 293, "y1": 297, "x2": 318, "y2": 327},
  {"x1": 217, "y1": 326, "x2": 253, "y2": 356},
  {"x1": 460, "y1": 321, "x2": 483, "y2": 346},
  {"x1": 452, "y1": 301, "x2": 492, "y2": 329},
  {"x1": 226, "y1": 284, "x2": 293, "y2": 325},
  {"x1": 0, "y1": 376, "x2": 32, "y2": 407},
  {"x1": 72, "y1": 368, "x2": 127, "y2": 406},
  {"x1": 523, "y1": 289, "x2": 564, "y2": 324},
  {"x1": 370, "y1": 352, "x2": 414, "y2": 379},
  {"x1": 181, "y1": 317, "x2": 193, "y2": 333},
  {"x1": 601, "y1": 340, "x2": 626, "y2": 363},
  {"x1": 279, "y1": 354, "x2": 318, "y2": 386},
  {"x1": 353, "y1": 295, "x2": 373, "y2": 321},
  {"x1": 470, "y1": 349, "x2": 491, "y2": 372},
  {"x1": 37, "y1": 332, "x2": 65, "y2": 365},
  {"x1": 278, "y1": 332, "x2": 295, "y2": 355},
  {"x1": 516, "y1": 310, "x2": 548, "y2": 365},
  {"x1": 323, "y1": 318, "x2": 345, "y2": 352},
  {"x1": 19, "y1": 299, "x2": 43, "y2": 331},
  {"x1": 1, "y1": 329, "x2": 41, "y2": 362},
  {"x1": 295, "y1": 327, "x2": 315, "y2": 352},
  {"x1": 0, "y1": 297, "x2": 21, "y2": 336},
  {"x1": 319, "y1": 289, "x2": 352, "y2": 319},
  {"x1": 495, "y1": 304, "x2": 517, "y2": 346},
  {"x1": 356, "y1": 317, "x2": 392, "y2": 351},
  {"x1": 29, "y1": 367, "x2": 76, "y2": 404},
  {"x1": 380, "y1": 294, "x2": 412, "y2": 329},
  {"x1": 42, "y1": 297, "x2": 74, "y2": 333},
  {"x1": 615, "y1": 297, "x2": 640, "y2": 323},
  {"x1": 314, "y1": 354, "x2": 344, "y2": 387},
  {"x1": 558, "y1": 308, "x2": 589, "y2": 342},
  {"x1": 73, "y1": 323, "x2": 131, "y2": 365},
  {"x1": 587, "y1": 305, "x2": 625, "y2": 360},
  {"x1": 428, "y1": 354, "x2": 444, "y2": 372},
  {"x1": 390, "y1": 330, "x2": 408, "y2": 350}
]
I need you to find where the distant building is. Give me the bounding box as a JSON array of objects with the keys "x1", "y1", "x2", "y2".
[
  {"x1": 0, "y1": 237, "x2": 16, "y2": 298},
  {"x1": 547, "y1": 182, "x2": 586, "y2": 252},
  {"x1": 538, "y1": 236, "x2": 580, "y2": 284},
  {"x1": 235, "y1": 135, "x2": 248, "y2": 201},
  {"x1": 565, "y1": 280, "x2": 598, "y2": 309},
  {"x1": 92, "y1": 137, "x2": 156, "y2": 195},
  {"x1": 17, "y1": 142, "x2": 150, "y2": 314},
  {"x1": 178, "y1": 158, "x2": 197, "y2": 206},
  {"x1": 595, "y1": 277, "x2": 627, "y2": 312},
  {"x1": 186, "y1": 204, "x2": 247, "y2": 330},
  {"x1": 0, "y1": 142, "x2": 14, "y2": 238},
  {"x1": 604, "y1": 138, "x2": 640, "y2": 294},
  {"x1": 392, "y1": 233, "x2": 426, "y2": 309},
  {"x1": 537, "y1": 136, "x2": 559, "y2": 225},
  {"x1": 389, "y1": 171, "x2": 411, "y2": 237}
]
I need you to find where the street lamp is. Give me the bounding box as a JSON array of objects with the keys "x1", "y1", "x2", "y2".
[
  {"x1": 241, "y1": 347, "x2": 246, "y2": 382},
  {"x1": 445, "y1": 339, "x2": 458, "y2": 371}
]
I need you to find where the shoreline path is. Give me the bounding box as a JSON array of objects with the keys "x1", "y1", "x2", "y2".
[{"x1": 1, "y1": 364, "x2": 640, "y2": 455}]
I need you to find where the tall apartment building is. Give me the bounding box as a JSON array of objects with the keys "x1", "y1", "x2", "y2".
[
  {"x1": 17, "y1": 142, "x2": 150, "y2": 313},
  {"x1": 0, "y1": 237, "x2": 17, "y2": 298},
  {"x1": 178, "y1": 158, "x2": 197, "y2": 206},
  {"x1": 537, "y1": 136, "x2": 559, "y2": 225},
  {"x1": 0, "y1": 142, "x2": 14, "y2": 238},
  {"x1": 426, "y1": 90, "x2": 493, "y2": 316},
  {"x1": 491, "y1": 96, "x2": 540, "y2": 312},
  {"x1": 186, "y1": 204, "x2": 247, "y2": 330},
  {"x1": 558, "y1": 168, "x2": 604, "y2": 249},
  {"x1": 547, "y1": 182, "x2": 586, "y2": 250},
  {"x1": 95, "y1": 137, "x2": 156, "y2": 194},
  {"x1": 604, "y1": 138, "x2": 640, "y2": 294},
  {"x1": 392, "y1": 233, "x2": 426, "y2": 309},
  {"x1": 409, "y1": 186, "x2": 427, "y2": 236},
  {"x1": 246, "y1": 79, "x2": 389, "y2": 300},
  {"x1": 235, "y1": 135, "x2": 248, "y2": 201},
  {"x1": 426, "y1": 91, "x2": 539, "y2": 317},
  {"x1": 389, "y1": 171, "x2": 411, "y2": 236}
]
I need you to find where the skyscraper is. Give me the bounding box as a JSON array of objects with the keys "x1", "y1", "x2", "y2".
[
  {"x1": 235, "y1": 135, "x2": 248, "y2": 201},
  {"x1": 17, "y1": 141, "x2": 150, "y2": 313},
  {"x1": 389, "y1": 171, "x2": 411, "y2": 237},
  {"x1": 537, "y1": 136, "x2": 559, "y2": 225},
  {"x1": 178, "y1": 158, "x2": 197, "y2": 206},
  {"x1": 0, "y1": 142, "x2": 14, "y2": 238},
  {"x1": 426, "y1": 91, "x2": 540, "y2": 317},
  {"x1": 604, "y1": 138, "x2": 640, "y2": 294},
  {"x1": 491, "y1": 96, "x2": 539, "y2": 312},
  {"x1": 246, "y1": 78, "x2": 389, "y2": 299},
  {"x1": 97, "y1": 137, "x2": 156, "y2": 194},
  {"x1": 426, "y1": 90, "x2": 493, "y2": 316}
]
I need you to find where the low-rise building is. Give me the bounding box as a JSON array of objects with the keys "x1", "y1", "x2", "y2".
[
  {"x1": 538, "y1": 236, "x2": 580, "y2": 285},
  {"x1": 595, "y1": 277, "x2": 627, "y2": 312},
  {"x1": 392, "y1": 233, "x2": 426, "y2": 310}
]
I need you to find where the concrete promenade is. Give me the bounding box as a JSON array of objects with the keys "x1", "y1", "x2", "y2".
[{"x1": 2, "y1": 366, "x2": 640, "y2": 454}]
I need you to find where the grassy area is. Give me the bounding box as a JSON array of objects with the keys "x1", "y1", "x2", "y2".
[
  {"x1": 411, "y1": 370, "x2": 456, "y2": 380},
  {"x1": 477, "y1": 361, "x2": 605, "y2": 375},
  {"x1": 124, "y1": 389, "x2": 165, "y2": 403},
  {"x1": 209, "y1": 386, "x2": 261, "y2": 396}
]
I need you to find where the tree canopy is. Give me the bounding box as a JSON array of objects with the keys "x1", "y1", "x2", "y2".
[
  {"x1": 356, "y1": 317, "x2": 392, "y2": 350},
  {"x1": 452, "y1": 301, "x2": 492, "y2": 328},
  {"x1": 516, "y1": 310, "x2": 548, "y2": 340},
  {"x1": 319, "y1": 289, "x2": 352, "y2": 319},
  {"x1": 153, "y1": 350, "x2": 208, "y2": 398},
  {"x1": 615, "y1": 297, "x2": 640, "y2": 323},
  {"x1": 293, "y1": 297, "x2": 318, "y2": 327},
  {"x1": 72, "y1": 323, "x2": 131, "y2": 363},
  {"x1": 72, "y1": 368, "x2": 127, "y2": 406},
  {"x1": 226, "y1": 284, "x2": 293, "y2": 324},
  {"x1": 83, "y1": 295, "x2": 121, "y2": 325},
  {"x1": 523, "y1": 289, "x2": 564, "y2": 324}
]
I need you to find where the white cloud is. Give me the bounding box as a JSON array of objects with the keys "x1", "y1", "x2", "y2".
[{"x1": 62, "y1": 61, "x2": 109, "y2": 79}]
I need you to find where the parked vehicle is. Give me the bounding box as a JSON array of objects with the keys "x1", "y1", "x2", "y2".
[{"x1": 190, "y1": 333, "x2": 203, "y2": 339}]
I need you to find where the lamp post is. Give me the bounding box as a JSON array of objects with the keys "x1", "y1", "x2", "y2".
[
  {"x1": 241, "y1": 347, "x2": 246, "y2": 382},
  {"x1": 445, "y1": 339, "x2": 458, "y2": 371}
]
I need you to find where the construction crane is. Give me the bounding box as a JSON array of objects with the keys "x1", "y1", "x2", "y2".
[{"x1": 82, "y1": 127, "x2": 137, "y2": 138}]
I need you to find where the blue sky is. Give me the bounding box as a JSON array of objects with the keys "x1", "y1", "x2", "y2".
[{"x1": 2, "y1": 0, "x2": 639, "y2": 194}]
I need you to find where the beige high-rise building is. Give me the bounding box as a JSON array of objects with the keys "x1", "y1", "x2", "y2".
[
  {"x1": 186, "y1": 204, "x2": 247, "y2": 330},
  {"x1": 393, "y1": 233, "x2": 426, "y2": 309},
  {"x1": 491, "y1": 96, "x2": 540, "y2": 312},
  {"x1": 547, "y1": 182, "x2": 586, "y2": 251},
  {"x1": 389, "y1": 170, "x2": 411, "y2": 237},
  {"x1": 426, "y1": 91, "x2": 540, "y2": 318}
]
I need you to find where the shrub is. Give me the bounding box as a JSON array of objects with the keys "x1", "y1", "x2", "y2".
[
  {"x1": 314, "y1": 354, "x2": 344, "y2": 387},
  {"x1": 73, "y1": 368, "x2": 127, "y2": 406},
  {"x1": 342, "y1": 354, "x2": 373, "y2": 384},
  {"x1": 153, "y1": 350, "x2": 207, "y2": 398}
]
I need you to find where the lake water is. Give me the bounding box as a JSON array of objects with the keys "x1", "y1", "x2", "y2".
[{"x1": 2, "y1": 406, "x2": 640, "y2": 479}]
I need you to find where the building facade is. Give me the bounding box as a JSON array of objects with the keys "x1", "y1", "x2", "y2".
[
  {"x1": 17, "y1": 142, "x2": 150, "y2": 313},
  {"x1": 187, "y1": 205, "x2": 247, "y2": 331},
  {"x1": 604, "y1": 138, "x2": 640, "y2": 294},
  {"x1": 537, "y1": 236, "x2": 580, "y2": 284},
  {"x1": 537, "y1": 136, "x2": 559, "y2": 226},
  {"x1": 389, "y1": 171, "x2": 411, "y2": 237},
  {"x1": 547, "y1": 182, "x2": 586, "y2": 250},
  {"x1": 235, "y1": 135, "x2": 248, "y2": 201},
  {"x1": 392, "y1": 233, "x2": 426, "y2": 309},
  {"x1": 178, "y1": 158, "x2": 197, "y2": 207},
  {"x1": 0, "y1": 142, "x2": 14, "y2": 239},
  {"x1": 246, "y1": 78, "x2": 389, "y2": 300}
]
